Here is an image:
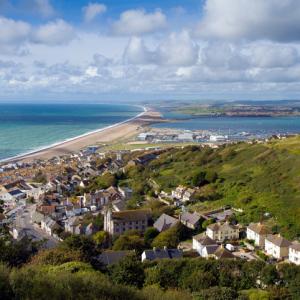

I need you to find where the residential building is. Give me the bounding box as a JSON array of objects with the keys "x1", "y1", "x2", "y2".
[
  {"x1": 182, "y1": 188, "x2": 195, "y2": 202},
  {"x1": 192, "y1": 233, "x2": 219, "y2": 257},
  {"x1": 289, "y1": 241, "x2": 300, "y2": 265},
  {"x1": 265, "y1": 234, "x2": 291, "y2": 259},
  {"x1": 104, "y1": 208, "x2": 151, "y2": 235},
  {"x1": 247, "y1": 222, "x2": 270, "y2": 247},
  {"x1": 180, "y1": 211, "x2": 201, "y2": 229},
  {"x1": 171, "y1": 186, "x2": 186, "y2": 200},
  {"x1": 153, "y1": 213, "x2": 178, "y2": 232},
  {"x1": 206, "y1": 222, "x2": 239, "y2": 242},
  {"x1": 97, "y1": 250, "x2": 134, "y2": 266},
  {"x1": 141, "y1": 247, "x2": 183, "y2": 262},
  {"x1": 41, "y1": 217, "x2": 60, "y2": 236},
  {"x1": 212, "y1": 245, "x2": 235, "y2": 260},
  {"x1": 65, "y1": 216, "x2": 81, "y2": 234}
]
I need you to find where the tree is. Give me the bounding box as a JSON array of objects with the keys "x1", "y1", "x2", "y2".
[
  {"x1": 191, "y1": 170, "x2": 207, "y2": 187},
  {"x1": 93, "y1": 231, "x2": 108, "y2": 248},
  {"x1": 144, "y1": 227, "x2": 159, "y2": 247},
  {"x1": 108, "y1": 254, "x2": 145, "y2": 288},
  {"x1": 196, "y1": 287, "x2": 237, "y2": 300},
  {"x1": 152, "y1": 225, "x2": 180, "y2": 249},
  {"x1": 205, "y1": 171, "x2": 218, "y2": 183},
  {"x1": 181, "y1": 270, "x2": 217, "y2": 292},
  {"x1": 113, "y1": 234, "x2": 145, "y2": 254},
  {"x1": 261, "y1": 265, "x2": 278, "y2": 286},
  {"x1": 60, "y1": 235, "x2": 98, "y2": 262},
  {"x1": 202, "y1": 219, "x2": 214, "y2": 230},
  {"x1": 29, "y1": 248, "x2": 83, "y2": 266}
]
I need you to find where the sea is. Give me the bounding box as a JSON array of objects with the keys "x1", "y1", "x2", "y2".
[
  {"x1": 154, "y1": 109, "x2": 300, "y2": 139},
  {"x1": 2, "y1": 103, "x2": 300, "y2": 163},
  {"x1": 0, "y1": 103, "x2": 142, "y2": 162}
]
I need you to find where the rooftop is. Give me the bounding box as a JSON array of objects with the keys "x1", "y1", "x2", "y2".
[
  {"x1": 266, "y1": 234, "x2": 291, "y2": 247},
  {"x1": 112, "y1": 209, "x2": 151, "y2": 222},
  {"x1": 248, "y1": 222, "x2": 270, "y2": 235}
]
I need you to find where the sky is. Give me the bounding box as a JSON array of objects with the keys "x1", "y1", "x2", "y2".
[{"x1": 1, "y1": 0, "x2": 300, "y2": 102}]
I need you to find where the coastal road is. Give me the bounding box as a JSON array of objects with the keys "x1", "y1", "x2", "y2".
[{"x1": 15, "y1": 204, "x2": 59, "y2": 249}]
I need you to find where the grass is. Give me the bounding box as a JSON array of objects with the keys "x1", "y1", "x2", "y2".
[{"x1": 122, "y1": 137, "x2": 300, "y2": 239}]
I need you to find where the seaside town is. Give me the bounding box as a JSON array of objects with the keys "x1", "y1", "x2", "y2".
[
  {"x1": 0, "y1": 132, "x2": 299, "y2": 269},
  {"x1": 2, "y1": 0, "x2": 300, "y2": 298}
]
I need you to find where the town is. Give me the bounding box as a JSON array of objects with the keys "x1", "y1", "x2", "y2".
[{"x1": 1, "y1": 140, "x2": 299, "y2": 269}]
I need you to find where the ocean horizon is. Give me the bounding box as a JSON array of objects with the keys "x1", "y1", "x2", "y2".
[{"x1": 0, "y1": 103, "x2": 142, "y2": 162}]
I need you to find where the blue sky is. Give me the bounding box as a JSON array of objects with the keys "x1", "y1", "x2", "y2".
[{"x1": 1, "y1": 0, "x2": 300, "y2": 102}]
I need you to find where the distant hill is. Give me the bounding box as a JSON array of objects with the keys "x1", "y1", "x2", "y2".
[{"x1": 124, "y1": 136, "x2": 300, "y2": 239}]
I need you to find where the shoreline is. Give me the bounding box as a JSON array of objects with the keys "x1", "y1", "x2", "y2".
[{"x1": 0, "y1": 106, "x2": 163, "y2": 164}]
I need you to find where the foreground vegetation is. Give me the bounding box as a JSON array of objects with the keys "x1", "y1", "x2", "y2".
[{"x1": 1, "y1": 230, "x2": 300, "y2": 300}]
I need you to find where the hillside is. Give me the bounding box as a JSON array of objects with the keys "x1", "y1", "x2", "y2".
[{"x1": 123, "y1": 136, "x2": 300, "y2": 239}]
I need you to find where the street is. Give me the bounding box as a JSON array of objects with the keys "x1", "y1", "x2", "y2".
[{"x1": 15, "y1": 204, "x2": 59, "y2": 249}]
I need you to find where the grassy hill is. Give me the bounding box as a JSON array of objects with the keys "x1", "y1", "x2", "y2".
[{"x1": 123, "y1": 136, "x2": 300, "y2": 239}]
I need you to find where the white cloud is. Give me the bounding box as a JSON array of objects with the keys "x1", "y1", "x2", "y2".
[
  {"x1": 83, "y1": 2, "x2": 106, "y2": 22},
  {"x1": 158, "y1": 31, "x2": 199, "y2": 66},
  {"x1": 32, "y1": 19, "x2": 76, "y2": 45},
  {"x1": 249, "y1": 44, "x2": 299, "y2": 68},
  {"x1": 112, "y1": 9, "x2": 167, "y2": 35},
  {"x1": 32, "y1": 0, "x2": 55, "y2": 18},
  {"x1": 124, "y1": 31, "x2": 198, "y2": 66},
  {"x1": 0, "y1": 17, "x2": 31, "y2": 44},
  {"x1": 123, "y1": 36, "x2": 156, "y2": 64},
  {"x1": 197, "y1": 0, "x2": 300, "y2": 42}
]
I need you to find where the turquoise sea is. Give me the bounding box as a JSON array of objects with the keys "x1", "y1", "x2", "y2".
[
  {"x1": 0, "y1": 103, "x2": 142, "y2": 162},
  {"x1": 154, "y1": 109, "x2": 300, "y2": 138}
]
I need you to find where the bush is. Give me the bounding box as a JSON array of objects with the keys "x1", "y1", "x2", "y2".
[
  {"x1": 108, "y1": 254, "x2": 145, "y2": 288},
  {"x1": 0, "y1": 263, "x2": 13, "y2": 300},
  {"x1": 144, "y1": 227, "x2": 159, "y2": 247},
  {"x1": 113, "y1": 234, "x2": 145, "y2": 254},
  {"x1": 195, "y1": 287, "x2": 238, "y2": 300},
  {"x1": 29, "y1": 248, "x2": 83, "y2": 266}
]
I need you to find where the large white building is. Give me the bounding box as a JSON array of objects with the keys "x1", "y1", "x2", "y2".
[
  {"x1": 264, "y1": 234, "x2": 291, "y2": 259},
  {"x1": 289, "y1": 241, "x2": 300, "y2": 265},
  {"x1": 247, "y1": 222, "x2": 270, "y2": 247}
]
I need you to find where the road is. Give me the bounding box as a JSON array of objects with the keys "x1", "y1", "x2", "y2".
[{"x1": 15, "y1": 204, "x2": 59, "y2": 249}]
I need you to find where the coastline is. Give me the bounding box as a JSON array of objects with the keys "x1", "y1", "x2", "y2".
[{"x1": 1, "y1": 106, "x2": 163, "y2": 164}]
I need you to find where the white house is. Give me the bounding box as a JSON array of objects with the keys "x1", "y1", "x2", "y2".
[
  {"x1": 192, "y1": 233, "x2": 219, "y2": 257},
  {"x1": 41, "y1": 217, "x2": 60, "y2": 236},
  {"x1": 289, "y1": 241, "x2": 300, "y2": 265},
  {"x1": 182, "y1": 188, "x2": 195, "y2": 202},
  {"x1": 247, "y1": 222, "x2": 270, "y2": 248},
  {"x1": 264, "y1": 234, "x2": 291, "y2": 259},
  {"x1": 206, "y1": 222, "x2": 239, "y2": 242},
  {"x1": 171, "y1": 186, "x2": 186, "y2": 200}
]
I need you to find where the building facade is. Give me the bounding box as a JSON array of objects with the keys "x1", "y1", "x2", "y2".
[{"x1": 104, "y1": 208, "x2": 151, "y2": 235}]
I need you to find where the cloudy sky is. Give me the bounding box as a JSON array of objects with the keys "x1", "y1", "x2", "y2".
[{"x1": 1, "y1": 0, "x2": 300, "y2": 102}]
